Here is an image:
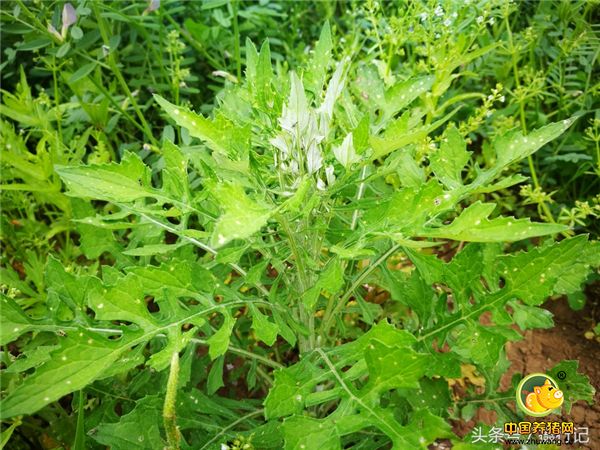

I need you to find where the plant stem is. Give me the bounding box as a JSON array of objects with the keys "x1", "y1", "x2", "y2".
[
  {"x1": 199, "y1": 409, "x2": 264, "y2": 450},
  {"x1": 190, "y1": 338, "x2": 283, "y2": 369},
  {"x1": 351, "y1": 166, "x2": 369, "y2": 230},
  {"x1": 72, "y1": 391, "x2": 85, "y2": 450},
  {"x1": 164, "y1": 14, "x2": 222, "y2": 69},
  {"x1": 163, "y1": 351, "x2": 180, "y2": 450},
  {"x1": 276, "y1": 213, "x2": 313, "y2": 351},
  {"x1": 320, "y1": 243, "x2": 401, "y2": 339},
  {"x1": 132, "y1": 210, "x2": 270, "y2": 296},
  {"x1": 231, "y1": 0, "x2": 242, "y2": 80},
  {"x1": 92, "y1": 3, "x2": 157, "y2": 146},
  {"x1": 505, "y1": 12, "x2": 555, "y2": 224}
]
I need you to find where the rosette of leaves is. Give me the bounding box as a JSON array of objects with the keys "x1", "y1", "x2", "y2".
[{"x1": 1, "y1": 23, "x2": 598, "y2": 450}]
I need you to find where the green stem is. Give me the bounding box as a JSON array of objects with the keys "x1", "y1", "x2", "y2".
[
  {"x1": 92, "y1": 3, "x2": 157, "y2": 146},
  {"x1": 276, "y1": 213, "x2": 313, "y2": 351},
  {"x1": 367, "y1": 7, "x2": 387, "y2": 75},
  {"x1": 505, "y1": 11, "x2": 555, "y2": 224},
  {"x1": 14, "y1": 0, "x2": 56, "y2": 41},
  {"x1": 163, "y1": 351, "x2": 180, "y2": 450},
  {"x1": 164, "y1": 14, "x2": 223, "y2": 69},
  {"x1": 132, "y1": 210, "x2": 270, "y2": 296},
  {"x1": 199, "y1": 409, "x2": 264, "y2": 450},
  {"x1": 190, "y1": 338, "x2": 283, "y2": 369},
  {"x1": 84, "y1": 74, "x2": 146, "y2": 135},
  {"x1": 321, "y1": 244, "x2": 401, "y2": 339},
  {"x1": 72, "y1": 391, "x2": 85, "y2": 450},
  {"x1": 256, "y1": 365, "x2": 274, "y2": 387},
  {"x1": 231, "y1": 0, "x2": 241, "y2": 80}
]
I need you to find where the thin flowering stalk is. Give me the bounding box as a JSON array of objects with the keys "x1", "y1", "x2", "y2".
[{"x1": 504, "y1": 13, "x2": 556, "y2": 224}]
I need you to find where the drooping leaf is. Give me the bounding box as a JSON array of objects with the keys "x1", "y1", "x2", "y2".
[
  {"x1": 0, "y1": 260, "x2": 247, "y2": 419},
  {"x1": 370, "y1": 108, "x2": 458, "y2": 159},
  {"x1": 0, "y1": 296, "x2": 38, "y2": 345},
  {"x1": 332, "y1": 132, "x2": 360, "y2": 169},
  {"x1": 155, "y1": 95, "x2": 250, "y2": 167},
  {"x1": 494, "y1": 119, "x2": 575, "y2": 168},
  {"x1": 497, "y1": 235, "x2": 593, "y2": 305},
  {"x1": 154, "y1": 95, "x2": 225, "y2": 153},
  {"x1": 207, "y1": 356, "x2": 225, "y2": 395},
  {"x1": 302, "y1": 259, "x2": 344, "y2": 312},
  {"x1": 5, "y1": 344, "x2": 59, "y2": 374}
]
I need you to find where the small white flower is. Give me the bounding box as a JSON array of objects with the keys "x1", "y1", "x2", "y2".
[
  {"x1": 489, "y1": 17, "x2": 495, "y2": 25},
  {"x1": 419, "y1": 12, "x2": 428, "y2": 21},
  {"x1": 316, "y1": 178, "x2": 326, "y2": 191},
  {"x1": 500, "y1": 95, "x2": 506, "y2": 103},
  {"x1": 435, "y1": 33, "x2": 441, "y2": 39},
  {"x1": 434, "y1": 5, "x2": 444, "y2": 16},
  {"x1": 443, "y1": 18, "x2": 452, "y2": 27},
  {"x1": 452, "y1": 12, "x2": 458, "y2": 18},
  {"x1": 476, "y1": 15, "x2": 484, "y2": 24}
]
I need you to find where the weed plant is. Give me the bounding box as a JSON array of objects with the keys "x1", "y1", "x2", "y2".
[{"x1": 1, "y1": 1, "x2": 599, "y2": 449}]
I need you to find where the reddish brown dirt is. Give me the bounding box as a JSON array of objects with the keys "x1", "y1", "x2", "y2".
[
  {"x1": 445, "y1": 284, "x2": 600, "y2": 449},
  {"x1": 501, "y1": 290, "x2": 600, "y2": 450}
]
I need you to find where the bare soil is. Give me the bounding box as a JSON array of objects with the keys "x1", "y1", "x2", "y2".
[
  {"x1": 501, "y1": 286, "x2": 600, "y2": 450},
  {"x1": 449, "y1": 283, "x2": 600, "y2": 449}
]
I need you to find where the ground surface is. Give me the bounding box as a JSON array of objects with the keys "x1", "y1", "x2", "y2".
[
  {"x1": 503, "y1": 288, "x2": 600, "y2": 449},
  {"x1": 444, "y1": 282, "x2": 600, "y2": 450}
]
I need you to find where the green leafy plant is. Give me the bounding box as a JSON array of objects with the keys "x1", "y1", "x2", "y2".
[
  {"x1": 349, "y1": 0, "x2": 600, "y2": 235},
  {"x1": 2, "y1": 22, "x2": 598, "y2": 449}
]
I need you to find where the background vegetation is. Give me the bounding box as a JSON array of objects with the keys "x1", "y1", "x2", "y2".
[{"x1": 1, "y1": 1, "x2": 599, "y2": 449}]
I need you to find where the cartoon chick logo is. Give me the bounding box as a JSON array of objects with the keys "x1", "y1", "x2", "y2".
[{"x1": 516, "y1": 373, "x2": 564, "y2": 417}]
